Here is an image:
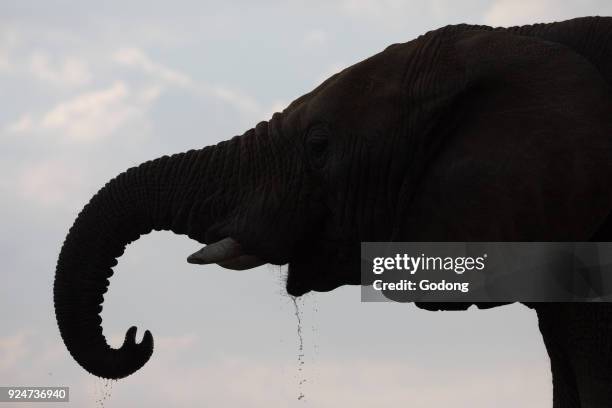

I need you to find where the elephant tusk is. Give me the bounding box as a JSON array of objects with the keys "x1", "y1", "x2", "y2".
[{"x1": 187, "y1": 237, "x2": 265, "y2": 270}]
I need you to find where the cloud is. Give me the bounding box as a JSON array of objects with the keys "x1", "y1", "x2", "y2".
[
  {"x1": 75, "y1": 323, "x2": 549, "y2": 408},
  {"x1": 41, "y1": 82, "x2": 140, "y2": 142},
  {"x1": 16, "y1": 159, "x2": 85, "y2": 208},
  {"x1": 113, "y1": 47, "x2": 192, "y2": 87},
  {"x1": 0, "y1": 331, "x2": 30, "y2": 371},
  {"x1": 208, "y1": 85, "x2": 262, "y2": 117},
  {"x1": 6, "y1": 81, "x2": 160, "y2": 143},
  {"x1": 5, "y1": 114, "x2": 34, "y2": 133},
  {"x1": 0, "y1": 27, "x2": 19, "y2": 72},
  {"x1": 113, "y1": 356, "x2": 550, "y2": 408},
  {"x1": 113, "y1": 46, "x2": 264, "y2": 119},
  {"x1": 28, "y1": 52, "x2": 92, "y2": 87},
  {"x1": 5, "y1": 46, "x2": 265, "y2": 147}
]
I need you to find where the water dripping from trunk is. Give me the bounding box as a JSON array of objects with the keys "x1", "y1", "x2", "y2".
[
  {"x1": 292, "y1": 296, "x2": 306, "y2": 402},
  {"x1": 312, "y1": 297, "x2": 319, "y2": 356},
  {"x1": 95, "y1": 378, "x2": 114, "y2": 407},
  {"x1": 311, "y1": 296, "x2": 319, "y2": 382}
]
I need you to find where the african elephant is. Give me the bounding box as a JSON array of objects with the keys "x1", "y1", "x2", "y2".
[{"x1": 54, "y1": 16, "x2": 612, "y2": 407}]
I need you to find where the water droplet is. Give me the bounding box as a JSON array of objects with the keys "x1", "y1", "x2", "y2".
[
  {"x1": 292, "y1": 296, "x2": 306, "y2": 402},
  {"x1": 95, "y1": 377, "x2": 115, "y2": 407}
]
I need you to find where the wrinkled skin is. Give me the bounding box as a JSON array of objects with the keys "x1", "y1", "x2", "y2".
[{"x1": 55, "y1": 16, "x2": 612, "y2": 407}]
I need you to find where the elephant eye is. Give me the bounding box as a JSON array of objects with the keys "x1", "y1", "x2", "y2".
[
  {"x1": 308, "y1": 136, "x2": 328, "y2": 154},
  {"x1": 306, "y1": 127, "x2": 330, "y2": 168}
]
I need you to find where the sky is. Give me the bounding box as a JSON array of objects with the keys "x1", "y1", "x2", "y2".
[{"x1": 2, "y1": 1, "x2": 612, "y2": 407}]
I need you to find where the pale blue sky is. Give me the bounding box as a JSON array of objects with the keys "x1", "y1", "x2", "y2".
[{"x1": 2, "y1": 1, "x2": 612, "y2": 407}]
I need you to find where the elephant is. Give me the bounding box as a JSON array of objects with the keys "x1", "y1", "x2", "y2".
[{"x1": 54, "y1": 16, "x2": 612, "y2": 408}]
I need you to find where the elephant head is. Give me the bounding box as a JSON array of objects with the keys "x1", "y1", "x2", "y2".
[{"x1": 55, "y1": 16, "x2": 612, "y2": 385}]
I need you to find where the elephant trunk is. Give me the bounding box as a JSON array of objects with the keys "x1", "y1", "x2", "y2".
[{"x1": 53, "y1": 140, "x2": 238, "y2": 379}]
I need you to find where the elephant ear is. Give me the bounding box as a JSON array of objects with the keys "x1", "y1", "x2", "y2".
[{"x1": 390, "y1": 29, "x2": 612, "y2": 310}]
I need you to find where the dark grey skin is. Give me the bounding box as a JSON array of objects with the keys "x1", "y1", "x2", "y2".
[{"x1": 54, "y1": 17, "x2": 612, "y2": 407}]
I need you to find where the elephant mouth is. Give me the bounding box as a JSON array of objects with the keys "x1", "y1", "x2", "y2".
[
  {"x1": 188, "y1": 217, "x2": 353, "y2": 297},
  {"x1": 285, "y1": 266, "x2": 344, "y2": 296},
  {"x1": 187, "y1": 236, "x2": 344, "y2": 296},
  {"x1": 285, "y1": 241, "x2": 357, "y2": 296}
]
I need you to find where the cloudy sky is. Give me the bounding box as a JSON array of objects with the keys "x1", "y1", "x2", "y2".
[{"x1": 2, "y1": 1, "x2": 612, "y2": 407}]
